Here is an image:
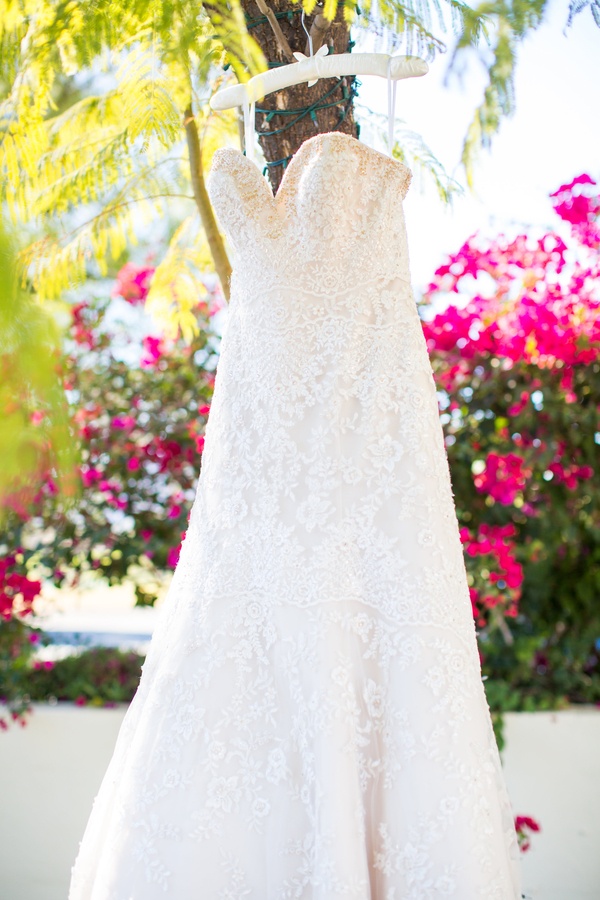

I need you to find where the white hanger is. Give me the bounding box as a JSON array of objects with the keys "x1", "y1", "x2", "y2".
[{"x1": 210, "y1": 49, "x2": 428, "y2": 167}]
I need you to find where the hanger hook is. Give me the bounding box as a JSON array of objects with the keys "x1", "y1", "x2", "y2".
[{"x1": 301, "y1": 10, "x2": 314, "y2": 58}]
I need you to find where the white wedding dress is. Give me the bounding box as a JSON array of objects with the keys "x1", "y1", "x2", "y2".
[{"x1": 69, "y1": 132, "x2": 522, "y2": 899}]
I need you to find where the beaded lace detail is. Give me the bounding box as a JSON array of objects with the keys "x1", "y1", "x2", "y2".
[{"x1": 69, "y1": 132, "x2": 522, "y2": 900}]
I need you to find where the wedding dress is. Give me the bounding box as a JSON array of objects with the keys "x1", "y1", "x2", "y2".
[{"x1": 69, "y1": 131, "x2": 522, "y2": 899}]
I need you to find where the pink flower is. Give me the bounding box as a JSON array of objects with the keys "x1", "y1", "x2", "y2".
[
  {"x1": 112, "y1": 263, "x2": 155, "y2": 304},
  {"x1": 0, "y1": 555, "x2": 42, "y2": 619},
  {"x1": 70, "y1": 301, "x2": 97, "y2": 348},
  {"x1": 474, "y1": 453, "x2": 530, "y2": 506},
  {"x1": 80, "y1": 466, "x2": 102, "y2": 487},
  {"x1": 141, "y1": 335, "x2": 165, "y2": 368},
  {"x1": 462, "y1": 524, "x2": 523, "y2": 625},
  {"x1": 111, "y1": 415, "x2": 136, "y2": 431},
  {"x1": 140, "y1": 529, "x2": 153, "y2": 542},
  {"x1": 167, "y1": 531, "x2": 187, "y2": 569},
  {"x1": 507, "y1": 391, "x2": 530, "y2": 417},
  {"x1": 127, "y1": 457, "x2": 141, "y2": 471},
  {"x1": 515, "y1": 815, "x2": 541, "y2": 832},
  {"x1": 167, "y1": 544, "x2": 181, "y2": 568},
  {"x1": 550, "y1": 174, "x2": 600, "y2": 248},
  {"x1": 515, "y1": 814, "x2": 541, "y2": 853},
  {"x1": 549, "y1": 174, "x2": 596, "y2": 197}
]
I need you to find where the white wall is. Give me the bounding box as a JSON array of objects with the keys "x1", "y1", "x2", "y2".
[
  {"x1": 502, "y1": 709, "x2": 600, "y2": 900},
  {"x1": 0, "y1": 705, "x2": 125, "y2": 900},
  {"x1": 0, "y1": 706, "x2": 598, "y2": 900}
]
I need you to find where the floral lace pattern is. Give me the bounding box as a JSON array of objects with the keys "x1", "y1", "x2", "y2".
[{"x1": 69, "y1": 133, "x2": 522, "y2": 899}]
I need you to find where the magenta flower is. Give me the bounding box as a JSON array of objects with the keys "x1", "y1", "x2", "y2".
[
  {"x1": 112, "y1": 263, "x2": 155, "y2": 304},
  {"x1": 167, "y1": 544, "x2": 181, "y2": 568},
  {"x1": 167, "y1": 530, "x2": 186, "y2": 568},
  {"x1": 474, "y1": 453, "x2": 531, "y2": 506},
  {"x1": 80, "y1": 466, "x2": 102, "y2": 487},
  {"x1": 111, "y1": 415, "x2": 136, "y2": 431},
  {"x1": 141, "y1": 335, "x2": 165, "y2": 368},
  {"x1": 0, "y1": 554, "x2": 42, "y2": 620},
  {"x1": 515, "y1": 815, "x2": 541, "y2": 853},
  {"x1": 461, "y1": 524, "x2": 523, "y2": 624}
]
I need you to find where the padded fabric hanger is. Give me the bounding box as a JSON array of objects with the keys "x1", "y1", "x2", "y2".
[{"x1": 210, "y1": 49, "x2": 428, "y2": 167}]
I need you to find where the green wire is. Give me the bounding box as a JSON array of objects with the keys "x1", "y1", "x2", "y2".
[{"x1": 256, "y1": 78, "x2": 347, "y2": 138}]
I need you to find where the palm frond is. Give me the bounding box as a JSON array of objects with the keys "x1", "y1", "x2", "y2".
[
  {"x1": 117, "y1": 44, "x2": 182, "y2": 151},
  {"x1": 146, "y1": 215, "x2": 213, "y2": 341}
]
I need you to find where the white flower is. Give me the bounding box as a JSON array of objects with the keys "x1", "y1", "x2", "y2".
[
  {"x1": 207, "y1": 741, "x2": 226, "y2": 762},
  {"x1": 162, "y1": 769, "x2": 182, "y2": 789},
  {"x1": 380, "y1": 289, "x2": 395, "y2": 310},
  {"x1": 368, "y1": 434, "x2": 404, "y2": 472},
  {"x1": 364, "y1": 679, "x2": 385, "y2": 718},
  {"x1": 332, "y1": 666, "x2": 349, "y2": 686},
  {"x1": 266, "y1": 747, "x2": 286, "y2": 784},
  {"x1": 207, "y1": 776, "x2": 240, "y2": 813},
  {"x1": 399, "y1": 841, "x2": 428, "y2": 873},
  {"x1": 423, "y1": 666, "x2": 445, "y2": 695},
  {"x1": 297, "y1": 494, "x2": 332, "y2": 533},
  {"x1": 448, "y1": 654, "x2": 465, "y2": 673},
  {"x1": 253, "y1": 797, "x2": 271, "y2": 818},
  {"x1": 418, "y1": 528, "x2": 435, "y2": 546},
  {"x1": 352, "y1": 613, "x2": 372, "y2": 640},
  {"x1": 171, "y1": 703, "x2": 203, "y2": 742},
  {"x1": 435, "y1": 874, "x2": 457, "y2": 894},
  {"x1": 220, "y1": 496, "x2": 248, "y2": 528},
  {"x1": 343, "y1": 465, "x2": 362, "y2": 485},
  {"x1": 245, "y1": 600, "x2": 262, "y2": 620}
]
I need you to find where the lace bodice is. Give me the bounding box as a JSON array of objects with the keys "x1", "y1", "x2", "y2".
[
  {"x1": 207, "y1": 132, "x2": 413, "y2": 297},
  {"x1": 69, "y1": 132, "x2": 522, "y2": 900}
]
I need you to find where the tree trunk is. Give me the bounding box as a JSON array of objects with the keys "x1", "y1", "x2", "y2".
[
  {"x1": 239, "y1": 0, "x2": 358, "y2": 194},
  {"x1": 184, "y1": 106, "x2": 233, "y2": 300}
]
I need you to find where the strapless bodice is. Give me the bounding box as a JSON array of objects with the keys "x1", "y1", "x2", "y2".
[{"x1": 207, "y1": 132, "x2": 413, "y2": 298}]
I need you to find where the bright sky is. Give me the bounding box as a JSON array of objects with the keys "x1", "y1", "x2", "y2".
[{"x1": 356, "y1": 0, "x2": 600, "y2": 290}]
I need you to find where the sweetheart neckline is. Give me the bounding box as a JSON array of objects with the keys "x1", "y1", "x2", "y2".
[{"x1": 208, "y1": 131, "x2": 412, "y2": 204}]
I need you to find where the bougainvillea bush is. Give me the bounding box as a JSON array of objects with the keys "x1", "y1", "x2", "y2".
[
  {"x1": 0, "y1": 267, "x2": 221, "y2": 724},
  {"x1": 422, "y1": 173, "x2": 600, "y2": 739},
  {"x1": 21, "y1": 646, "x2": 145, "y2": 707},
  {"x1": 0, "y1": 553, "x2": 47, "y2": 729},
  {"x1": 3, "y1": 271, "x2": 221, "y2": 599}
]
